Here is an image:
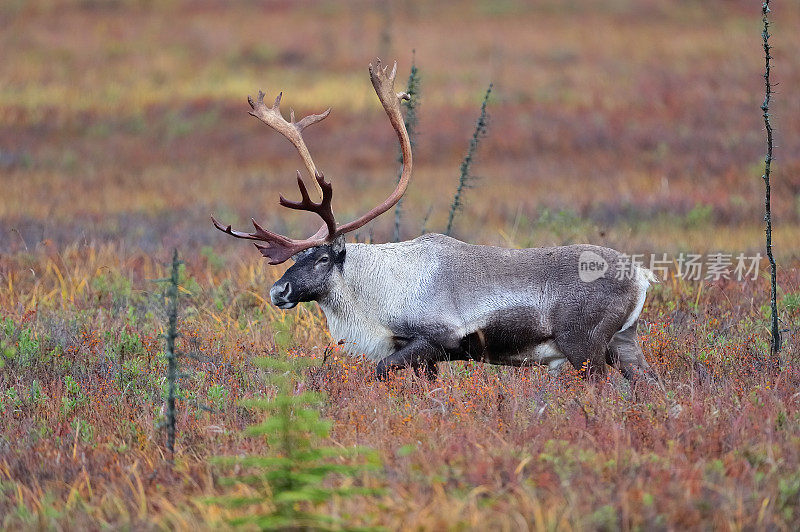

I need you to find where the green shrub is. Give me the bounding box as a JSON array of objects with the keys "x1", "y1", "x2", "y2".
[
  {"x1": 60, "y1": 375, "x2": 87, "y2": 417},
  {"x1": 210, "y1": 355, "x2": 380, "y2": 529}
]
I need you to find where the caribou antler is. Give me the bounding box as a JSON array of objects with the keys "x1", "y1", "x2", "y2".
[
  {"x1": 336, "y1": 59, "x2": 411, "y2": 235},
  {"x1": 278, "y1": 170, "x2": 336, "y2": 238},
  {"x1": 212, "y1": 59, "x2": 412, "y2": 264},
  {"x1": 211, "y1": 215, "x2": 329, "y2": 265},
  {"x1": 247, "y1": 89, "x2": 330, "y2": 197}
]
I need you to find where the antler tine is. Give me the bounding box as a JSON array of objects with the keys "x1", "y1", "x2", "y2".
[
  {"x1": 280, "y1": 170, "x2": 312, "y2": 207},
  {"x1": 212, "y1": 214, "x2": 329, "y2": 265},
  {"x1": 278, "y1": 171, "x2": 337, "y2": 239},
  {"x1": 294, "y1": 109, "x2": 331, "y2": 132},
  {"x1": 247, "y1": 88, "x2": 331, "y2": 198},
  {"x1": 211, "y1": 215, "x2": 264, "y2": 241},
  {"x1": 211, "y1": 215, "x2": 283, "y2": 242},
  {"x1": 334, "y1": 59, "x2": 413, "y2": 236}
]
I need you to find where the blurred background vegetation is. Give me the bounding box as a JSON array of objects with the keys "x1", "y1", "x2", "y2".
[{"x1": 1, "y1": 0, "x2": 799, "y2": 261}]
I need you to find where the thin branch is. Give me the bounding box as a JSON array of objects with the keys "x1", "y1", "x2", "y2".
[
  {"x1": 761, "y1": 1, "x2": 781, "y2": 355},
  {"x1": 419, "y1": 205, "x2": 434, "y2": 236},
  {"x1": 445, "y1": 83, "x2": 493, "y2": 237},
  {"x1": 165, "y1": 249, "x2": 180, "y2": 462}
]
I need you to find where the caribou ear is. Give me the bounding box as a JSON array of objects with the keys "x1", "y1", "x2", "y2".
[{"x1": 330, "y1": 235, "x2": 346, "y2": 259}]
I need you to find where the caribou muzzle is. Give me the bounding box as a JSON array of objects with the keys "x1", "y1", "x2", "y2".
[{"x1": 270, "y1": 281, "x2": 297, "y2": 309}]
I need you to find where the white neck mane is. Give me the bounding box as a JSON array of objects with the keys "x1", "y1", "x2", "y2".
[{"x1": 316, "y1": 241, "x2": 438, "y2": 361}]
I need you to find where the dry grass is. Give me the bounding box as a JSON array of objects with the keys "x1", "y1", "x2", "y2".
[{"x1": 1, "y1": 0, "x2": 800, "y2": 529}]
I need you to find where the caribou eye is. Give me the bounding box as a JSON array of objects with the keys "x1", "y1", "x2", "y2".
[{"x1": 315, "y1": 255, "x2": 330, "y2": 266}]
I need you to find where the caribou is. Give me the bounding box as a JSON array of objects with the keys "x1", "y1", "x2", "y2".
[{"x1": 213, "y1": 60, "x2": 657, "y2": 382}]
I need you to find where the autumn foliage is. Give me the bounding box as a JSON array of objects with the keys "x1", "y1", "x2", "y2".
[{"x1": 1, "y1": 0, "x2": 799, "y2": 529}]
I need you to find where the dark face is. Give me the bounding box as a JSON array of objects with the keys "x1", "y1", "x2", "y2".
[{"x1": 269, "y1": 237, "x2": 345, "y2": 309}]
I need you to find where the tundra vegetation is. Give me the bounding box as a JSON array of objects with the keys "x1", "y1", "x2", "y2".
[{"x1": 1, "y1": 0, "x2": 799, "y2": 529}]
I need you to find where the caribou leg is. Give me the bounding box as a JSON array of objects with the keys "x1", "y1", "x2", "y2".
[
  {"x1": 376, "y1": 337, "x2": 440, "y2": 381},
  {"x1": 554, "y1": 326, "x2": 612, "y2": 380},
  {"x1": 606, "y1": 320, "x2": 657, "y2": 383}
]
